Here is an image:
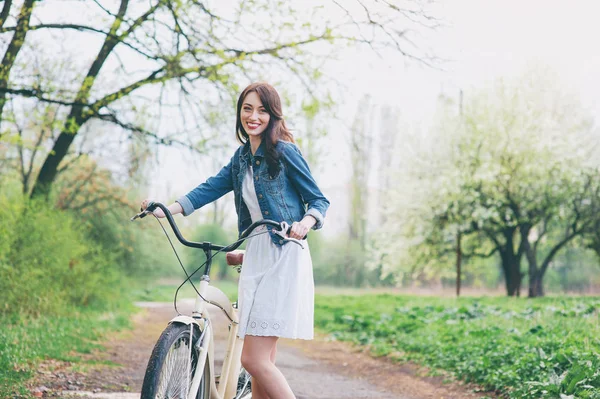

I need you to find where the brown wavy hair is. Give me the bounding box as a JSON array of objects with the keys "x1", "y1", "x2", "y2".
[{"x1": 236, "y1": 82, "x2": 294, "y2": 177}]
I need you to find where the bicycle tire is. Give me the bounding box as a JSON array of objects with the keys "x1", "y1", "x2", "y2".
[
  {"x1": 235, "y1": 367, "x2": 252, "y2": 399},
  {"x1": 141, "y1": 322, "x2": 211, "y2": 399}
]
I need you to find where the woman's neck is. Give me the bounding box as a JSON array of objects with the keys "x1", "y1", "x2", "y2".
[{"x1": 249, "y1": 135, "x2": 262, "y2": 155}]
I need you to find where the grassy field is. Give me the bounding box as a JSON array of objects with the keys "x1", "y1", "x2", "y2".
[
  {"x1": 315, "y1": 294, "x2": 600, "y2": 399},
  {"x1": 0, "y1": 309, "x2": 133, "y2": 398}
]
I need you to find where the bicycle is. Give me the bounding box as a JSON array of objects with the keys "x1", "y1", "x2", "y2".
[{"x1": 131, "y1": 201, "x2": 304, "y2": 399}]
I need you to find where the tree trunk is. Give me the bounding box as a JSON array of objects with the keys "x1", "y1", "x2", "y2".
[
  {"x1": 30, "y1": 0, "x2": 129, "y2": 198},
  {"x1": 505, "y1": 267, "x2": 522, "y2": 297},
  {"x1": 456, "y1": 230, "x2": 462, "y2": 297},
  {"x1": 528, "y1": 272, "x2": 544, "y2": 297},
  {"x1": 496, "y1": 229, "x2": 523, "y2": 297},
  {"x1": 500, "y1": 250, "x2": 522, "y2": 297},
  {"x1": 523, "y1": 224, "x2": 580, "y2": 298},
  {"x1": 30, "y1": 113, "x2": 87, "y2": 198},
  {"x1": 0, "y1": 0, "x2": 35, "y2": 124},
  {"x1": 0, "y1": 0, "x2": 12, "y2": 28},
  {"x1": 523, "y1": 235, "x2": 545, "y2": 298}
]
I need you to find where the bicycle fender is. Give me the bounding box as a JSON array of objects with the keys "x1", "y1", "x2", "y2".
[{"x1": 168, "y1": 315, "x2": 201, "y2": 327}]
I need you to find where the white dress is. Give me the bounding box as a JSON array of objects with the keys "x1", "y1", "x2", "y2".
[{"x1": 237, "y1": 166, "x2": 314, "y2": 340}]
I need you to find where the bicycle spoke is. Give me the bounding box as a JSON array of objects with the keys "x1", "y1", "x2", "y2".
[{"x1": 155, "y1": 336, "x2": 196, "y2": 398}]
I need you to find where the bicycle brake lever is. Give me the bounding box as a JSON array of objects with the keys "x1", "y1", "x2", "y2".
[
  {"x1": 274, "y1": 222, "x2": 305, "y2": 249},
  {"x1": 130, "y1": 210, "x2": 150, "y2": 222},
  {"x1": 274, "y1": 221, "x2": 290, "y2": 238}
]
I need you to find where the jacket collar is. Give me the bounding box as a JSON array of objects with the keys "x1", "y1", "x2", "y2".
[{"x1": 241, "y1": 139, "x2": 266, "y2": 161}]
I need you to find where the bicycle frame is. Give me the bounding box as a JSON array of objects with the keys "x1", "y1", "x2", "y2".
[
  {"x1": 169, "y1": 277, "x2": 244, "y2": 399},
  {"x1": 132, "y1": 202, "x2": 296, "y2": 399}
]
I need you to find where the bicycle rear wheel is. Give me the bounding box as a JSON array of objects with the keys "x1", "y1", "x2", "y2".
[{"x1": 141, "y1": 322, "x2": 211, "y2": 399}]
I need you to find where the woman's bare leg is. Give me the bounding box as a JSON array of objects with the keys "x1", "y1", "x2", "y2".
[
  {"x1": 248, "y1": 342, "x2": 278, "y2": 399},
  {"x1": 241, "y1": 336, "x2": 294, "y2": 399}
]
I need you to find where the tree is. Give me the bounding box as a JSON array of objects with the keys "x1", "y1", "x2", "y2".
[
  {"x1": 376, "y1": 70, "x2": 600, "y2": 297},
  {"x1": 0, "y1": 0, "x2": 438, "y2": 198},
  {"x1": 346, "y1": 95, "x2": 373, "y2": 286}
]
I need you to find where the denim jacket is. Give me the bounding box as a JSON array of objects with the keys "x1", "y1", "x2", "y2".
[{"x1": 177, "y1": 140, "x2": 330, "y2": 246}]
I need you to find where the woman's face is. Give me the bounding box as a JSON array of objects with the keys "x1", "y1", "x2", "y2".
[{"x1": 240, "y1": 91, "x2": 270, "y2": 139}]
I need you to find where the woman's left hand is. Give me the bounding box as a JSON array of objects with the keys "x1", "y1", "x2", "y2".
[{"x1": 288, "y1": 216, "x2": 316, "y2": 240}]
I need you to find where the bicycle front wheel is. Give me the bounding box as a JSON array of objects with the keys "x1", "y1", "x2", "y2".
[{"x1": 141, "y1": 322, "x2": 211, "y2": 399}]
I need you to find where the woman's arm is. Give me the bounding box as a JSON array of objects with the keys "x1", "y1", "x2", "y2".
[
  {"x1": 141, "y1": 152, "x2": 236, "y2": 218},
  {"x1": 281, "y1": 142, "x2": 330, "y2": 230},
  {"x1": 176, "y1": 154, "x2": 235, "y2": 216}
]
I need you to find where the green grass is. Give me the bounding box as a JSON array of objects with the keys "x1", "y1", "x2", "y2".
[
  {"x1": 314, "y1": 294, "x2": 600, "y2": 399},
  {"x1": 0, "y1": 309, "x2": 133, "y2": 398}
]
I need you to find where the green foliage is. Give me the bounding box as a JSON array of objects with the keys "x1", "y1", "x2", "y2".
[
  {"x1": 316, "y1": 294, "x2": 600, "y2": 398},
  {"x1": 0, "y1": 178, "x2": 174, "y2": 316},
  {"x1": 81, "y1": 201, "x2": 175, "y2": 279},
  {"x1": 0, "y1": 308, "x2": 132, "y2": 397},
  {"x1": 0, "y1": 191, "x2": 117, "y2": 314},
  {"x1": 311, "y1": 234, "x2": 388, "y2": 287}
]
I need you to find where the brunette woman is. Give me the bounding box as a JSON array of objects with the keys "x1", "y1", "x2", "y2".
[{"x1": 141, "y1": 82, "x2": 329, "y2": 399}]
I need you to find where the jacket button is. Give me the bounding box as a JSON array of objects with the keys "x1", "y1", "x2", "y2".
[
  {"x1": 264, "y1": 210, "x2": 269, "y2": 215},
  {"x1": 258, "y1": 194, "x2": 263, "y2": 199},
  {"x1": 255, "y1": 176, "x2": 258, "y2": 181},
  {"x1": 256, "y1": 160, "x2": 260, "y2": 165},
  {"x1": 279, "y1": 240, "x2": 284, "y2": 245}
]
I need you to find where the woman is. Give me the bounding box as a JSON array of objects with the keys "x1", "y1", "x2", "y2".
[{"x1": 141, "y1": 82, "x2": 330, "y2": 399}]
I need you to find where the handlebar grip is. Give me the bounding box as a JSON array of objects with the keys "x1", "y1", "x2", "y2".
[
  {"x1": 139, "y1": 201, "x2": 157, "y2": 219},
  {"x1": 286, "y1": 225, "x2": 308, "y2": 240}
]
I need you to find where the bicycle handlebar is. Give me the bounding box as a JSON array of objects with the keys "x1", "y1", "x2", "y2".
[{"x1": 130, "y1": 201, "x2": 286, "y2": 252}]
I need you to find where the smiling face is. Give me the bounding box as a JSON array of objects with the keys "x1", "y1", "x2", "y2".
[{"x1": 240, "y1": 91, "x2": 271, "y2": 139}]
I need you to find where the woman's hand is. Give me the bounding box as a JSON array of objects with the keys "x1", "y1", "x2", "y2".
[
  {"x1": 288, "y1": 216, "x2": 316, "y2": 240},
  {"x1": 140, "y1": 199, "x2": 165, "y2": 218}
]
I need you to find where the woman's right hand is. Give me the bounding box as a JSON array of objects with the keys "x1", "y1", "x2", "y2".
[{"x1": 140, "y1": 199, "x2": 165, "y2": 218}]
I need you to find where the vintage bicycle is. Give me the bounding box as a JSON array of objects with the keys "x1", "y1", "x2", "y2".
[{"x1": 131, "y1": 201, "x2": 303, "y2": 399}]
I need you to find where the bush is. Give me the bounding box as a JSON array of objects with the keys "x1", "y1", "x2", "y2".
[
  {"x1": 0, "y1": 192, "x2": 121, "y2": 315},
  {"x1": 0, "y1": 179, "x2": 174, "y2": 316}
]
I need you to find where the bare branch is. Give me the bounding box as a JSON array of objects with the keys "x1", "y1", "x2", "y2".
[
  {"x1": 463, "y1": 246, "x2": 499, "y2": 259},
  {"x1": 0, "y1": 23, "x2": 159, "y2": 60},
  {"x1": 95, "y1": 110, "x2": 206, "y2": 153},
  {"x1": 0, "y1": 87, "x2": 88, "y2": 107}
]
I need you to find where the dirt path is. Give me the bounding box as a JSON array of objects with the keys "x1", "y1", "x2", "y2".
[{"x1": 30, "y1": 301, "x2": 496, "y2": 399}]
